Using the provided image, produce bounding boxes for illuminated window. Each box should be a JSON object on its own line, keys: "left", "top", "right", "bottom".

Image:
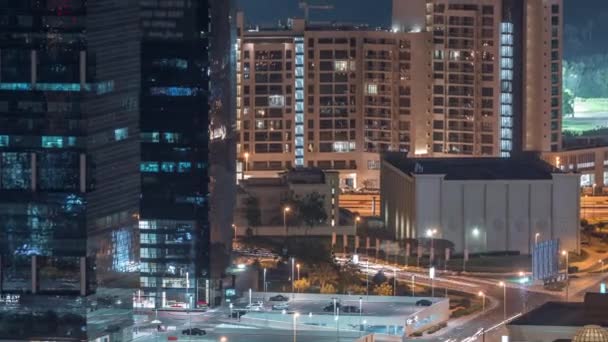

{"left": 177, "top": 162, "right": 191, "bottom": 173}
{"left": 0, "top": 135, "right": 8, "bottom": 146}
{"left": 42, "top": 136, "right": 64, "bottom": 148}
{"left": 163, "top": 132, "right": 181, "bottom": 143}
{"left": 150, "top": 87, "right": 198, "bottom": 96}
{"left": 140, "top": 162, "right": 159, "bottom": 173}
{"left": 367, "top": 84, "right": 378, "bottom": 95}
{"left": 141, "top": 132, "right": 160, "bottom": 143}
{"left": 268, "top": 95, "right": 285, "bottom": 108}
{"left": 334, "top": 60, "right": 348, "bottom": 72}
{"left": 161, "top": 162, "right": 176, "bottom": 173}
{"left": 114, "top": 127, "right": 129, "bottom": 141}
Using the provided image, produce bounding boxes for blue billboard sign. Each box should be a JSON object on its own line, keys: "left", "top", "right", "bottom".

{"left": 532, "top": 239, "right": 560, "bottom": 282}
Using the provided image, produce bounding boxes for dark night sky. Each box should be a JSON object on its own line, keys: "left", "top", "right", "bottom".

{"left": 237, "top": 0, "right": 608, "bottom": 58}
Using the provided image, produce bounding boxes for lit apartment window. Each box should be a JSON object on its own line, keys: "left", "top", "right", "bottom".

{"left": 334, "top": 60, "right": 348, "bottom": 72}
{"left": 114, "top": 127, "right": 128, "bottom": 141}
{"left": 268, "top": 95, "right": 285, "bottom": 107}
{"left": 367, "top": 84, "right": 378, "bottom": 95}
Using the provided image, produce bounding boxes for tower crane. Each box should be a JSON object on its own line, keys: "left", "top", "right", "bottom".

{"left": 298, "top": 1, "right": 334, "bottom": 24}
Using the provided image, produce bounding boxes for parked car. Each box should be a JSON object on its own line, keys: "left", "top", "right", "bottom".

{"left": 182, "top": 328, "right": 206, "bottom": 336}
{"left": 415, "top": 299, "right": 432, "bottom": 307}
{"left": 246, "top": 303, "right": 264, "bottom": 311}
{"left": 323, "top": 302, "right": 341, "bottom": 312}
{"left": 272, "top": 303, "right": 289, "bottom": 310}
{"left": 341, "top": 305, "right": 360, "bottom": 313}
{"left": 269, "top": 294, "right": 289, "bottom": 301}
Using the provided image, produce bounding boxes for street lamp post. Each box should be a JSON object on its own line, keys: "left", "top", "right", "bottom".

{"left": 411, "top": 275, "right": 415, "bottom": 297}
{"left": 263, "top": 268, "right": 267, "bottom": 299}
{"left": 293, "top": 312, "right": 300, "bottom": 342}
{"left": 291, "top": 257, "right": 295, "bottom": 298}
{"left": 519, "top": 271, "right": 528, "bottom": 312}
{"left": 478, "top": 291, "right": 485, "bottom": 313}
{"left": 297, "top": 264, "right": 301, "bottom": 280}
{"left": 283, "top": 207, "right": 291, "bottom": 238}
{"left": 393, "top": 268, "right": 397, "bottom": 296}
{"left": 562, "top": 251, "right": 569, "bottom": 301}
{"left": 600, "top": 259, "right": 605, "bottom": 275}
{"left": 354, "top": 216, "right": 361, "bottom": 254}
{"left": 426, "top": 229, "right": 438, "bottom": 266}
{"left": 244, "top": 152, "right": 249, "bottom": 174}
{"left": 359, "top": 297, "right": 363, "bottom": 336}
{"left": 499, "top": 281, "right": 506, "bottom": 320}
{"left": 366, "top": 259, "right": 369, "bottom": 299}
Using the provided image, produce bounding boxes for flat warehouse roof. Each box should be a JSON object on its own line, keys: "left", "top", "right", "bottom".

{"left": 383, "top": 152, "right": 561, "bottom": 180}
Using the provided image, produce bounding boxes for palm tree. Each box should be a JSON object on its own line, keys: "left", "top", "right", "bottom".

{"left": 309, "top": 263, "right": 338, "bottom": 289}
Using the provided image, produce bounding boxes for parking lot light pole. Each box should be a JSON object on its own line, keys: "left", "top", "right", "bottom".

{"left": 291, "top": 258, "right": 295, "bottom": 298}
{"left": 263, "top": 268, "right": 267, "bottom": 299}
{"left": 499, "top": 281, "right": 506, "bottom": 320}
{"left": 478, "top": 291, "right": 485, "bottom": 313}
{"left": 562, "top": 251, "right": 569, "bottom": 301}
{"left": 293, "top": 312, "right": 300, "bottom": 342}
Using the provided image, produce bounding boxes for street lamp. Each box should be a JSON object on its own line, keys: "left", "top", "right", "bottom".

{"left": 535, "top": 233, "right": 540, "bottom": 246}
{"left": 243, "top": 152, "right": 249, "bottom": 173}
{"left": 519, "top": 271, "right": 528, "bottom": 312}
{"left": 426, "top": 229, "right": 438, "bottom": 265}
{"left": 411, "top": 275, "right": 416, "bottom": 297}
{"left": 499, "top": 281, "right": 506, "bottom": 320}
{"left": 220, "top": 337, "right": 228, "bottom": 342}
{"left": 283, "top": 206, "right": 291, "bottom": 237}
{"left": 296, "top": 264, "right": 301, "bottom": 280}
{"left": 478, "top": 291, "right": 486, "bottom": 313}
{"left": 358, "top": 297, "right": 363, "bottom": 336}
{"left": 599, "top": 259, "right": 605, "bottom": 275}
{"left": 293, "top": 312, "right": 300, "bottom": 342}
{"left": 562, "top": 251, "right": 569, "bottom": 301}
{"left": 291, "top": 257, "right": 295, "bottom": 298}
{"left": 355, "top": 216, "right": 361, "bottom": 254}
{"left": 263, "top": 268, "right": 267, "bottom": 299}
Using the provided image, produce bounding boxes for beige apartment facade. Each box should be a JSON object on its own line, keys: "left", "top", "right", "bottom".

{"left": 235, "top": 0, "right": 562, "bottom": 189}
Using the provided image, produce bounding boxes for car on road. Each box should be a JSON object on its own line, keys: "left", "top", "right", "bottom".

{"left": 246, "top": 303, "right": 264, "bottom": 311}
{"left": 272, "top": 303, "right": 289, "bottom": 310}
{"left": 323, "top": 302, "right": 341, "bottom": 312}
{"left": 415, "top": 299, "right": 432, "bottom": 306}
{"left": 269, "top": 294, "right": 289, "bottom": 301}
{"left": 182, "top": 328, "right": 206, "bottom": 336}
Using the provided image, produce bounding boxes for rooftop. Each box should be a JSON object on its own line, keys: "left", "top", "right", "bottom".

{"left": 382, "top": 152, "right": 561, "bottom": 181}
{"left": 509, "top": 293, "right": 608, "bottom": 327}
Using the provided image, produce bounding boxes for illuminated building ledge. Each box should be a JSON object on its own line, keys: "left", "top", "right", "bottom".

{"left": 0, "top": 81, "right": 114, "bottom": 94}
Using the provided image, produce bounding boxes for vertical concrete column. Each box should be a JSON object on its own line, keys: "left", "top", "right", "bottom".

{"left": 594, "top": 150, "right": 604, "bottom": 189}
{"left": 79, "top": 153, "right": 86, "bottom": 193}
{"left": 31, "top": 255, "right": 37, "bottom": 294}
{"left": 80, "top": 257, "right": 87, "bottom": 296}
{"left": 30, "top": 152, "right": 36, "bottom": 191}
{"left": 79, "top": 51, "right": 87, "bottom": 88}
{"left": 30, "top": 50, "right": 36, "bottom": 86}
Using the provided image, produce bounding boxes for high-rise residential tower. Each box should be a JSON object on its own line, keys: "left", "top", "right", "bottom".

{"left": 236, "top": 0, "right": 562, "bottom": 187}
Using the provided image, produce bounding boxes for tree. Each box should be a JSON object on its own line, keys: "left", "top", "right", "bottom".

{"left": 245, "top": 197, "right": 261, "bottom": 227}
{"left": 297, "top": 192, "right": 327, "bottom": 235}
{"left": 338, "top": 264, "right": 362, "bottom": 293}
{"left": 345, "top": 284, "right": 366, "bottom": 295}
{"left": 563, "top": 89, "right": 575, "bottom": 116}
{"left": 309, "top": 263, "right": 338, "bottom": 289}
{"left": 294, "top": 278, "right": 311, "bottom": 293}
{"left": 372, "top": 270, "right": 387, "bottom": 285}
{"left": 320, "top": 283, "right": 337, "bottom": 294}
{"left": 373, "top": 283, "right": 393, "bottom": 296}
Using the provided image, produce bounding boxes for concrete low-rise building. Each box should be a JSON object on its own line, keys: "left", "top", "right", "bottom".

{"left": 234, "top": 168, "right": 340, "bottom": 229}
{"left": 507, "top": 292, "right": 608, "bottom": 342}
{"left": 381, "top": 152, "right": 580, "bottom": 254}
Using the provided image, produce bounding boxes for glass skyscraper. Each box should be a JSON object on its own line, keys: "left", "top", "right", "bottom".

{"left": 0, "top": 0, "right": 235, "bottom": 339}
{"left": 0, "top": 0, "right": 140, "bottom": 340}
